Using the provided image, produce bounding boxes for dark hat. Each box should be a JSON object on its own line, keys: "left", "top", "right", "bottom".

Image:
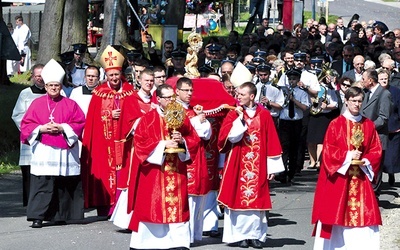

{"left": 310, "top": 57, "right": 323, "bottom": 65}
{"left": 252, "top": 55, "right": 266, "bottom": 64}
{"left": 198, "top": 64, "right": 214, "bottom": 74}
{"left": 254, "top": 49, "right": 267, "bottom": 57}
{"left": 256, "top": 63, "right": 271, "bottom": 72}
{"left": 126, "top": 50, "right": 143, "bottom": 61}
{"left": 245, "top": 63, "right": 256, "bottom": 74}
{"left": 171, "top": 49, "right": 187, "bottom": 58}
{"left": 221, "top": 57, "right": 236, "bottom": 65}
{"left": 72, "top": 43, "right": 87, "bottom": 55}
{"left": 206, "top": 43, "right": 221, "bottom": 53}
{"left": 286, "top": 68, "right": 302, "bottom": 77}
{"left": 293, "top": 51, "right": 307, "bottom": 61}
{"left": 59, "top": 51, "right": 75, "bottom": 65}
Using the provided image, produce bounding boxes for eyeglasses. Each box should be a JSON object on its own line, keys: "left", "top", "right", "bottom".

{"left": 154, "top": 75, "right": 166, "bottom": 79}
{"left": 179, "top": 88, "right": 193, "bottom": 93}
{"left": 160, "top": 95, "right": 173, "bottom": 100}
{"left": 348, "top": 99, "right": 363, "bottom": 104}
{"left": 341, "top": 83, "right": 351, "bottom": 87}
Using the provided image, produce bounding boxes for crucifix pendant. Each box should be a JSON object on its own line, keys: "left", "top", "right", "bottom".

{"left": 49, "top": 114, "right": 54, "bottom": 123}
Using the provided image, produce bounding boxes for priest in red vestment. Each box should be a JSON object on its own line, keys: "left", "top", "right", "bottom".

{"left": 110, "top": 68, "right": 156, "bottom": 229}
{"left": 217, "top": 82, "right": 284, "bottom": 248}
{"left": 81, "top": 45, "right": 137, "bottom": 217}
{"left": 21, "top": 59, "right": 85, "bottom": 228}
{"left": 175, "top": 77, "right": 212, "bottom": 243}
{"left": 312, "top": 87, "right": 382, "bottom": 250}
{"left": 127, "top": 84, "right": 200, "bottom": 249}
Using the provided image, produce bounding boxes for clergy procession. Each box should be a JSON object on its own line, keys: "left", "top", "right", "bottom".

{"left": 9, "top": 8, "right": 400, "bottom": 250}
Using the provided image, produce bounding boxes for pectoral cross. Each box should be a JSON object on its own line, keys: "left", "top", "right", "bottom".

{"left": 49, "top": 114, "right": 54, "bottom": 123}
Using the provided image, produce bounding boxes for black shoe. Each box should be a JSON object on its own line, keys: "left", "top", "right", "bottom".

{"left": 209, "top": 230, "right": 221, "bottom": 237}
{"left": 238, "top": 240, "right": 249, "bottom": 248}
{"left": 274, "top": 175, "right": 287, "bottom": 183}
{"left": 54, "top": 221, "right": 67, "bottom": 225}
{"left": 249, "top": 239, "right": 263, "bottom": 249}
{"left": 31, "top": 219, "right": 42, "bottom": 228}
{"left": 389, "top": 174, "right": 395, "bottom": 186}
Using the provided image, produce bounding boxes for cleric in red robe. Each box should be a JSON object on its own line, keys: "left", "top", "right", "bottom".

{"left": 109, "top": 68, "right": 156, "bottom": 229}
{"left": 312, "top": 87, "right": 382, "bottom": 249}
{"left": 175, "top": 77, "right": 213, "bottom": 243}
{"left": 81, "top": 45, "right": 137, "bottom": 216}
{"left": 127, "top": 84, "right": 200, "bottom": 249}
{"left": 217, "top": 82, "right": 284, "bottom": 248}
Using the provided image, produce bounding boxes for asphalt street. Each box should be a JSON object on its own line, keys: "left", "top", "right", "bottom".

{"left": 1, "top": 170, "right": 399, "bottom": 250}
{"left": 304, "top": 0, "right": 400, "bottom": 30}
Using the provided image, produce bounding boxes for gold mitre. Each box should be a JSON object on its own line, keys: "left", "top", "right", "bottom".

{"left": 100, "top": 45, "right": 125, "bottom": 72}
{"left": 231, "top": 62, "right": 253, "bottom": 88}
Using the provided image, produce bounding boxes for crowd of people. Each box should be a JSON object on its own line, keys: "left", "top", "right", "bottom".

{"left": 10, "top": 14, "right": 400, "bottom": 250}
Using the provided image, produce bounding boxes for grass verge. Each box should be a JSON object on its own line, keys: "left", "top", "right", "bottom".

{"left": 0, "top": 77, "right": 31, "bottom": 174}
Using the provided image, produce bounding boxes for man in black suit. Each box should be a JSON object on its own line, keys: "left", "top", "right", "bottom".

{"left": 331, "top": 45, "right": 354, "bottom": 77}
{"left": 361, "top": 69, "right": 392, "bottom": 198}
{"left": 335, "top": 17, "right": 348, "bottom": 42}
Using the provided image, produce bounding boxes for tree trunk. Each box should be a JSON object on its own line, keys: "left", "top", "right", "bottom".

{"left": 224, "top": 3, "right": 234, "bottom": 31}
{"left": 164, "top": 0, "right": 186, "bottom": 30}
{"left": 61, "top": 0, "right": 88, "bottom": 53}
{"left": 37, "top": 0, "right": 66, "bottom": 64}
{"left": 95, "top": 0, "right": 128, "bottom": 61}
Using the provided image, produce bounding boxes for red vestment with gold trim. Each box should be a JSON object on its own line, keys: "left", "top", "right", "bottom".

{"left": 81, "top": 82, "right": 135, "bottom": 208}
{"left": 217, "top": 106, "right": 282, "bottom": 210}
{"left": 127, "top": 109, "right": 200, "bottom": 231}
{"left": 312, "top": 115, "right": 382, "bottom": 238}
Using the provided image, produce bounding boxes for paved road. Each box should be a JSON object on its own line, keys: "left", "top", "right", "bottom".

{"left": 304, "top": 0, "right": 400, "bottom": 30}
{"left": 1, "top": 171, "right": 399, "bottom": 250}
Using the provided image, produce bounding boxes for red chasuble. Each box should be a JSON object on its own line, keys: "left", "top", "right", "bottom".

{"left": 118, "top": 91, "right": 153, "bottom": 189}
{"left": 185, "top": 108, "right": 212, "bottom": 196}
{"left": 312, "top": 115, "right": 382, "bottom": 239}
{"left": 127, "top": 109, "right": 200, "bottom": 232}
{"left": 217, "top": 106, "right": 282, "bottom": 210}
{"left": 81, "top": 81, "right": 135, "bottom": 208}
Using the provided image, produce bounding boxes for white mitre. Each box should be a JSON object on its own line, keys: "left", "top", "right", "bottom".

{"left": 42, "top": 59, "right": 65, "bottom": 84}
{"left": 231, "top": 61, "right": 253, "bottom": 88}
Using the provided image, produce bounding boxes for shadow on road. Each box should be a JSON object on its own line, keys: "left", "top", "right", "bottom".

{"left": 0, "top": 173, "right": 26, "bottom": 218}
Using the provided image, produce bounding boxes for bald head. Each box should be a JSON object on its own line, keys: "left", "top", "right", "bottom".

{"left": 353, "top": 55, "right": 365, "bottom": 74}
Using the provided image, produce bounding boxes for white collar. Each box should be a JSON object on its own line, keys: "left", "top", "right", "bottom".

{"left": 369, "top": 83, "right": 379, "bottom": 96}
{"left": 156, "top": 106, "right": 164, "bottom": 117}
{"left": 138, "top": 89, "right": 151, "bottom": 103}
{"left": 343, "top": 109, "right": 362, "bottom": 122}
{"left": 176, "top": 99, "right": 189, "bottom": 109}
